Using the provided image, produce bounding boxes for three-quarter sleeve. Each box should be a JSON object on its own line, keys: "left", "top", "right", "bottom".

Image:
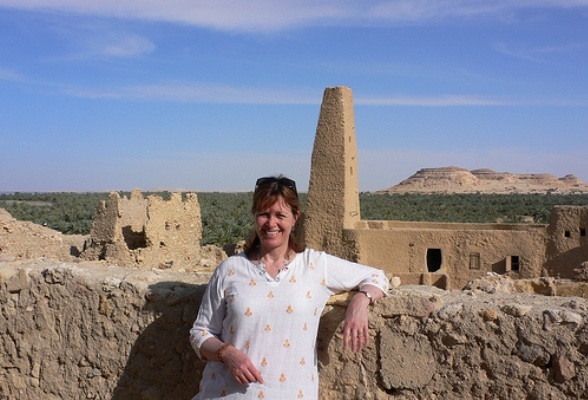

{"left": 313, "top": 250, "right": 389, "bottom": 297}
{"left": 189, "top": 265, "right": 226, "bottom": 360}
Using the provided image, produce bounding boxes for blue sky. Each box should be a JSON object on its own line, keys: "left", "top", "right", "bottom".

{"left": 1, "top": 1, "right": 587, "bottom": 192}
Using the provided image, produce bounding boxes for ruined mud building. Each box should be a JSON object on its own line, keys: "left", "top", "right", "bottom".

{"left": 82, "top": 189, "right": 205, "bottom": 269}
{"left": 303, "top": 86, "right": 588, "bottom": 289}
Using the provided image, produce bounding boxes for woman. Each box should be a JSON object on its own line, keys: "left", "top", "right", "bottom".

{"left": 190, "top": 175, "right": 389, "bottom": 399}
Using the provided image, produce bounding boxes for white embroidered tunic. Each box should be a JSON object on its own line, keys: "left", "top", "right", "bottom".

{"left": 190, "top": 248, "right": 389, "bottom": 399}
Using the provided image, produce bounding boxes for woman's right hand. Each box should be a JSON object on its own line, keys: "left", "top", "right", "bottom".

{"left": 222, "top": 345, "right": 264, "bottom": 384}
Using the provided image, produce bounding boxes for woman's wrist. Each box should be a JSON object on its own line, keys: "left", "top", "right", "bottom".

{"left": 217, "top": 343, "right": 233, "bottom": 362}
{"left": 357, "top": 290, "right": 374, "bottom": 305}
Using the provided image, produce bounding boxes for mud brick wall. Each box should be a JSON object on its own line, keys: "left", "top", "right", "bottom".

{"left": 2, "top": 261, "right": 588, "bottom": 399}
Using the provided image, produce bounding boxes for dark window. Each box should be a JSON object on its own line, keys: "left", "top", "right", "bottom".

{"left": 581, "top": 228, "right": 586, "bottom": 237}
{"left": 427, "top": 248, "right": 442, "bottom": 272}
{"left": 565, "top": 230, "right": 571, "bottom": 238}
{"left": 510, "top": 256, "right": 520, "bottom": 271}
{"left": 122, "top": 226, "right": 147, "bottom": 250}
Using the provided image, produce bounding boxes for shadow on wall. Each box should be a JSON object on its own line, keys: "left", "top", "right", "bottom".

{"left": 109, "top": 280, "right": 347, "bottom": 400}
{"left": 112, "top": 281, "right": 208, "bottom": 400}
{"left": 316, "top": 306, "right": 345, "bottom": 368}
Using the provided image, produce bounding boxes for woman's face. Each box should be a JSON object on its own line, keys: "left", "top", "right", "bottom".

{"left": 254, "top": 196, "right": 299, "bottom": 252}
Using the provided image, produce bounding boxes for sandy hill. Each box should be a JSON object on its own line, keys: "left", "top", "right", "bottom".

{"left": 378, "top": 166, "right": 588, "bottom": 194}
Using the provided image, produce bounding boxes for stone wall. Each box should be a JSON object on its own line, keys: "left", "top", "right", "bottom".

{"left": 2, "top": 260, "right": 587, "bottom": 399}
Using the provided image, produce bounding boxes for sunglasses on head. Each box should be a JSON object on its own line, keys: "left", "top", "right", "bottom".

{"left": 255, "top": 176, "right": 298, "bottom": 196}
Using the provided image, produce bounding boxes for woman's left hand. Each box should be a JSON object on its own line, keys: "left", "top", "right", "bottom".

{"left": 341, "top": 293, "right": 371, "bottom": 352}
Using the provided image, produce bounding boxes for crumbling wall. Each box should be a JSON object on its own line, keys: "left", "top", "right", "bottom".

{"left": 0, "top": 209, "right": 85, "bottom": 262}
{"left": 2, "top": 261, "right": 587, "bottom": 400}
{"left": 545, "top": 206, "right": 588, "bottom": 279}
{"left": 82, "top": 190, "right": 215, "bottom": 270}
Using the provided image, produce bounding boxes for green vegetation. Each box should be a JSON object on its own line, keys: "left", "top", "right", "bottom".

{"left": 360, "top": 192, "right": 588, "bottom": 224}
{"left": 1, "top": 192, "right": 587, "bottom": 247}
{"left": 198, "top": 192, "right": 254, "bottom": 246}
{"left": 0, "top": 192, "right": 109, "bottom": 235}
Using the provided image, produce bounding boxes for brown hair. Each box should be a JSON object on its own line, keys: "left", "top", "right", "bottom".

{"left": 244, "top": 175, "right": 305, "bottom": 257}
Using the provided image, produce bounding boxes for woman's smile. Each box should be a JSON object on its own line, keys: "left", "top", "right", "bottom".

{"left": 255, "top": 197, "right": 298, "bottom": 251}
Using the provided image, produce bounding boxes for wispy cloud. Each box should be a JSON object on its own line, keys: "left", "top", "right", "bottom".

{"left": 50, "top": 27, "right": 156, "bottom": 62}
{"left": 81, "top": 33, "right": 155, "bottom": 59}
{"left": 55, "top": 81, "right": 588, "bottom": 106}
{"left": 369, "top": 0, "right": 588, "bottom": 23}
{"left": 0, "top": 67, "right": 29, "bottom": 82}
{"left": 60, "top": 82, "right": 320, "bottom": 104}
{"left": 494, "top": 41, "right": 586, "bottom": 63}
{"left": 2, "top": 0, "right": 588, "bottom": 32}
{"left": 356, "top": 94, "right": 509, "bottom": 106}
{"left": 59, "top": 82, "right": 507, "bottom": 105}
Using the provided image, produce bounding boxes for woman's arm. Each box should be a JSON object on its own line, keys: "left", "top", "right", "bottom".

{"left": 341, "top": 285, "right": 386, "bottom": 352}
{"left": 316, "top": 250, "right": 389, "bottom": 353}
{"left": 199, "top": 337, "right": 264, "bottom": 384}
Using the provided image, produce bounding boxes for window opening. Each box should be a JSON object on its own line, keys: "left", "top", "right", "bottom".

{"left": 122, "top": 226, "right": 147, "bottom": 250}
{"left": 426, "top": 248, "right": 442, "bottom": 272}
{"left": 507, "top": 255, "right": 520, "bottom": 272}
{"left": 565, "top": 230, "right": 571, "bottom": 238}
{"left": 469, "top": 252, "right": 481, "bottom": 270}
{"left": 581, "top": 228, "right": 586, "bottom": 237}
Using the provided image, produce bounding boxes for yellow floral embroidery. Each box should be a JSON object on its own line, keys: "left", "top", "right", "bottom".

{"left": 297, "top": 390, "right": 304, "bottom": 398}
{"left": 244, "top": 340, "right": 250, "bottom": 350}
{"left": 228, "top": 269, "right": 234, "bottom": 276}
{"left": 230, "top": 325, "right": 236, "bottom": 334}
{"left": 264, "top": 324, "right": 271, "bottom": 332}
{"left": 283, "top": 339, "right": 291, "bottom": 348}
{"left": 286, "top": 304, "right": 294, "bottom": 314}
{"left": 245, "top": 308, "right": 253, "bottom": 317}
{"left": 267, "top": 290, "right": 274, "bottom": 299}
{"left": 313, "top": 308, "right": 318, "bottom": 316}
{"left": 309, "top": 262, "right": 315, "bottom": 270}
{"left": 306, "top": 290, "right": 312, "bottom": 299}
{"left": 303, "top": 322, "right": 308, "bottom": 331}
{"left": 289, "top": 275, "right": 297, "bottom": 283}
{"left": 258, "top": 390, "right": 265, "bottom": 399}
{"left": 261, "top": 357, "right": 268, "bottom": 367}
{"left": 249, "top": 278, "right": 257, "bottom": 286}
{"left": 279, "top": 373, "right": 287, "bottom": 382}
{"left": 299, "top": 357, "right": 306, "bottom": 365}
{"left": 320, "top": 278, "right": 327, "bottom": 286}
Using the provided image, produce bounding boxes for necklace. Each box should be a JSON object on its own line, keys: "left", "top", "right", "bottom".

{"left": 256, "top": 248, "right": 292, "bottom": 269}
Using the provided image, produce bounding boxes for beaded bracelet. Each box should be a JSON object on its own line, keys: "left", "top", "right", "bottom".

{"left": 217, "top": 343, "right": 232, "bottom": 362}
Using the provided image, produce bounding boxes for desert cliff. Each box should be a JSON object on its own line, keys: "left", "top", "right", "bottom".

{"left": 379, "top": 166, "right": 588, "bottom": 194}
